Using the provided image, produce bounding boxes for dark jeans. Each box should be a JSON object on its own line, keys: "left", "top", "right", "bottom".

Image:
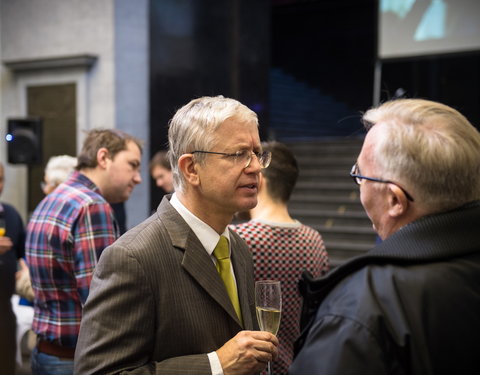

{"left": 31, "top": 347, "right": 74, "bottom": 375}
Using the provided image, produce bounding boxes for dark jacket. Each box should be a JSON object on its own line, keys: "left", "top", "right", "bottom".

{"left": 290, "top": 201, "right": 480, "bottom": 375}
{"left": 0, "top": 202, "right": 25, "bottom": 375}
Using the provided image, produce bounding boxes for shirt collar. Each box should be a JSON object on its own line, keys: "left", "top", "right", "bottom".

{"left": 170, "top": 193, "right": 230, "bottom": 256}
{"left": 73, "top": 171, "right": 101, "bottom": 194}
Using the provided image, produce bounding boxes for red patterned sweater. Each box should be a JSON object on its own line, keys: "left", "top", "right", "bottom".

{"left": 232, "top": 219, "right": 329, "bottom": 375}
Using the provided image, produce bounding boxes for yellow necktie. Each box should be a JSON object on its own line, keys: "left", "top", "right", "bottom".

{"left": 213, "top": 236, "right": 243, "bottom": 324}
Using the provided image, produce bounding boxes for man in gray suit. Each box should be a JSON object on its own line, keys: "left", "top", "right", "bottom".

{"left": 74, "top": 96, "right": 278, "bottom": 374}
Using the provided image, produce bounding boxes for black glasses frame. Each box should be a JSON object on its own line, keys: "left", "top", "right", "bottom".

{"left": 350, "top": 163, "right": 414, "bottom": 202}
{"left": 191, "top": 150, "right": 272, "bottom": 169}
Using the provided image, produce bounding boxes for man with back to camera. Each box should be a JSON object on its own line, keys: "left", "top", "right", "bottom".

{"left": 232, "top": 141, "right": 329, "bottom": 375}
{"left": 16, "top": 154, "right": 78, "bottom": 303}
{"left": 289, "top": 98, "right": 480, "bottom": 374}
{"left": 74, "top": 96, "right": 278, "bottom": 374}
{"left": 26, "top": 129, "right": 142, "bottom": 375}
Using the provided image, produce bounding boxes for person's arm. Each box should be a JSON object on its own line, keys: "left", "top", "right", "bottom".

{"left": 15, "top": 258, "right": 34, "bottom": 301}
{"left": 289, "top": 314, "right": 387, "bottom": 375}
{"left": 74, "top": 242, "right": 213, "bottom": 374}
{"left": 73, "top": 202, "right": 118, "bottom": 304}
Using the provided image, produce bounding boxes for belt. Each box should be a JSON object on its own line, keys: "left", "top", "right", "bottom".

{"left": 37, "top": 339, "right": 75, "bottom": 359}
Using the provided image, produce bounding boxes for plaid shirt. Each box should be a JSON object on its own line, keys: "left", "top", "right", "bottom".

{"left": 26, "top": 171, "right": 120, "bottom": 347}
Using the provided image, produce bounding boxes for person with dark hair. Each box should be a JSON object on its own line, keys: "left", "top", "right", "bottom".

{"left": 232, "top": 141, "right": 329, "bottom": 374}
{"left": 26, "top": 128, "right": 142, "bottom": 375}
{"left": 150, "top": 150, "right": 174, "bottom": 193}
{"left": 0, "top": 162, "right": 26, "bottom": 375}
{"left": 290, "top": 99, "right": 480, "bottom": 375}
{"left": 74, "top": 96, "right": 278, "bottom": 375}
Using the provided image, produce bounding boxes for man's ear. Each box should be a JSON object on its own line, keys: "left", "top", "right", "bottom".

{"left": 96, "top": 148, "right": 110, "bottom": 169}
{"left": 178, "top": 153, "right": 199, "bottom": 186}
{"left": 387, "top": 183, "right": 409, "bottom": 217}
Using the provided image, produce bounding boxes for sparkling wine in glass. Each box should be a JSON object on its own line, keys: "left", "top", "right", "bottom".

{"left": 255, "top": 280, "right": 282, "bottom": 375}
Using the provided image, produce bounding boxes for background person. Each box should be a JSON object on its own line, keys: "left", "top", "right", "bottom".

{"left": 26, "top": 129, "right": 142, "bottom": 375}
{"left": 16, "top": 154, "right": 78, "bottom": 302}
{"left": 40, "top": 155, "right": 78, "bottom": 195}
{"left": 0, "top": 162, "right": 26, "bottom": 375}
{"left": 232, "top": 141, "right": 329, "bottom": 375}
{"left": 74, "top": 96, "right": 278, "bottom": 375}
{"left": 290, "top": 98, "right": 480, "bottom": 375}
{"left": 150, "top": 149, "right": 174, "bottom": 193}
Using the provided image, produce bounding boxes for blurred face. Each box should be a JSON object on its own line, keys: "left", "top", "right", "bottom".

{"left": 151, "top": 165, "right": 174, "bottom": 193}
{"left": 194, "top": 117, "right": 262, "bottom": 220}
{"left": 103, "top": 141, "right": 142, "bottom": 203}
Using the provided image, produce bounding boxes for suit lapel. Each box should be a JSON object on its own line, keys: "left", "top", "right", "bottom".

{"left": 158, "top": 196, "right": 243, "bottom": 327}
{"left": 230, "top": 234, "right": 253, "bottom": 330}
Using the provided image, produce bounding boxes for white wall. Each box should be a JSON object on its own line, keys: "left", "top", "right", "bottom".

{"left": 0, "top": 0, "right": 149, "bottom": 227}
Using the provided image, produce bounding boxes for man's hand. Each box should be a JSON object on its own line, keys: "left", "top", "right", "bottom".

{"left": 16, "top": 258, "right": 29, "bottom": 281}
{"left": 0, "top": 236, "right": 13, "bottom": 255}
{"left": 216, "top": 330, "right": 278, "bottom": 375}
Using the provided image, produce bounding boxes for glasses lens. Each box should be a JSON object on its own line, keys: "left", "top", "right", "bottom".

{"left": 350, "top": 164, "right": 361, "bottom": 185}
{"left": 260, "top": 151, "right": 272, "bottom": 168}
{"left": 240, "top": 151, "right": 272, "bottom": 169}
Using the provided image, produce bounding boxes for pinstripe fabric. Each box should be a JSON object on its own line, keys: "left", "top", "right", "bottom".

{"left": 74, "top": 196, "right": 257, "bottom": 375}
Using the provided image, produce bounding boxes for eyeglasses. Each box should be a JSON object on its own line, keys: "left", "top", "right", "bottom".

{"left": 191, "top": 150, "right": 272, "bottom": 169}
{"left": 350, "top": 163, "right": 414, "bottom": 202}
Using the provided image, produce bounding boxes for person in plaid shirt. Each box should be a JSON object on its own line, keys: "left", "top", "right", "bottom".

{"left": 26, "top": 129, "right": 142, "bottom": 375}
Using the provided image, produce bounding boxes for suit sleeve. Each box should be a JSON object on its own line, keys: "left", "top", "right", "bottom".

{"left": 288, "top": 314, "right": 387, "bottom": 375}
{"left": 74, "top": 244, "right": 211, "bottom": 375}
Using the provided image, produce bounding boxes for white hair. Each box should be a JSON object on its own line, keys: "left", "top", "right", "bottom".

{"left": 363, "top": 98, "right": 480, "bottom": 211}
{"left": 168, "top": 96, "right": 258, "bottom": 192}
{"left": 44, "top": 155, "right": 78, "bottom": 187}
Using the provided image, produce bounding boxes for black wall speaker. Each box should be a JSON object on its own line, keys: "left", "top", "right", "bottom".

{"left": 6, "top": 118, "right": 43, "bottom": 164}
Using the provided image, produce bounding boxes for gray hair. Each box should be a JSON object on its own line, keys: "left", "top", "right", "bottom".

{"left": 44, "top": 155, "right": 78, "bottom": 187}
{"left": 168, "top": 96, "right": 258, "bottom": 192}
{"left": 363, "top": 98, "right": 480, "bottom": 212}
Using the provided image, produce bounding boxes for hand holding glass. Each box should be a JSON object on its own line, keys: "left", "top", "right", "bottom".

{"left": 255, "top": 280, "right": 281, "bottom": 375}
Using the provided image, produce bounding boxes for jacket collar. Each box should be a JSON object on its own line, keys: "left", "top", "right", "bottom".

{"left": 156, "top": 195, "right": 248, "bottom": 328}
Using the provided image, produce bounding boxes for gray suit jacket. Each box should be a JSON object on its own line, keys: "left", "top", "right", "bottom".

{"left": 74, "top": 196, "right": 258, "bottom": 374}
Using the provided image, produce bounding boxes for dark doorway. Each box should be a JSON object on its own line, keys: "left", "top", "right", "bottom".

{"left": 27, "top": 83, "right": 77, "bottom": 214}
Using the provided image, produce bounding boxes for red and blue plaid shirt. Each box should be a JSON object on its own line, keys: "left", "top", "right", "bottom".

{"left": 26, "top": 171, "right": 120, "bottom": 347}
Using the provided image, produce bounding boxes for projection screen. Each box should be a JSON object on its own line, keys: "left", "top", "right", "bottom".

{"left": 378, "top": 0, "right": 480, "bottom": 59}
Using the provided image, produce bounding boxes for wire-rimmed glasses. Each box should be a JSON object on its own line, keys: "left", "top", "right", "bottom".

{"left": 350, "top": 163, "right": 414, "bottom": 202}
{"left": 191, "top": 150, "right": 272, "bottom": 169}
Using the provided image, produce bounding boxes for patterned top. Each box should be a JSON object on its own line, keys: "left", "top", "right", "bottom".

{"left": 26, "top": 171, "right": 120, "bottom": 348}
{"left": 232, "top": 219, "right": 329, "bottom": 375}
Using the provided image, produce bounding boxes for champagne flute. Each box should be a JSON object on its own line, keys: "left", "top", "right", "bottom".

{"left": 255, "top": 280, "right": 282, "bottom": 375}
